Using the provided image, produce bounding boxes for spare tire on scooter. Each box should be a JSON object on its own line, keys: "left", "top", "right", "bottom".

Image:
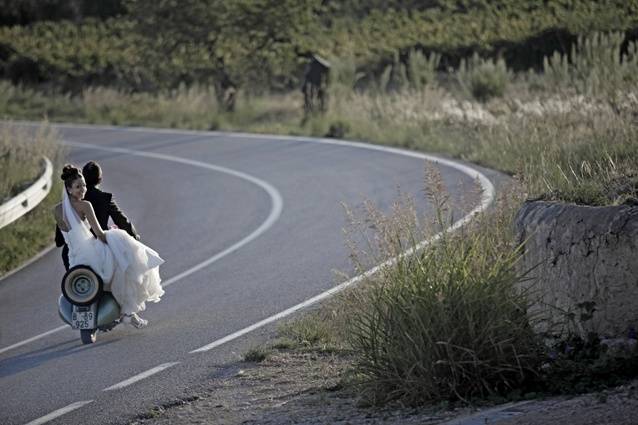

{"left": 61, "top": 265, "right": 103, "bottom": 306}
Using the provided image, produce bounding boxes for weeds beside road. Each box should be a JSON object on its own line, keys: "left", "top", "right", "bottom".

{"left": 0, "top": 123, "right": 63, "bottom": 277}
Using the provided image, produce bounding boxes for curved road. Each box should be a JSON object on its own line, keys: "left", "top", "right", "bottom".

{"left": 0, "top": 124, "right": 494, "bottom": 424}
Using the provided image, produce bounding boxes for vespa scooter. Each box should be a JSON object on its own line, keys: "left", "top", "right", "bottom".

{"left": 58, "top": 265, "right": 121, "bottom": 344}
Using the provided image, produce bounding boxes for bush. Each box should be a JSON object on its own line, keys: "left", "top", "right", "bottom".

{"left": 243, "top": 346, "right": 271, "bottom": 362}
{"left": 325, "top": 120, "right": 350, "bottom": 138}
{"left": 406, "top": 49, "right": 440, "bottom": 91}
{"left": 344, "top": 185, "right": 542, "bottom": 404}
{"left": 543, "top": 31, "right": 638, "bottom": 97}
{"left": 457, "top": 53, "right": 510, "bottom": 102}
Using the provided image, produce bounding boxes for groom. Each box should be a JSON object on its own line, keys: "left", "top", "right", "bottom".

{"left": 55, "top": 161, "right": 140, "bottom": 270}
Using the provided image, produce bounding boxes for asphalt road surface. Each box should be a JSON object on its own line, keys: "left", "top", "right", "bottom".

{"left": 0, "top": 124, "right": 496, "bottom": 424}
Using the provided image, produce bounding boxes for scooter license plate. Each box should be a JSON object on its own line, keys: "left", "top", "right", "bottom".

{"left": 71, "top": 306, "right": 96, "bottom": 329}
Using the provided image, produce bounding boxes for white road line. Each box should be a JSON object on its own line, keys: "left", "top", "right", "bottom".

{"left": 19, "top": 120, "right": 494, "bottom": 208}
{"left": 23, "top": 400, "right": 93, "bottom": 425}
{"left": 62, "top": 140, "right": 284, "bottom": 289}
{"left": 190, "top": 171, "right": 489, "bottom": 353}
{"left": 103, "top": 362, "right": 180, "bottom": 391}
{"left": 0, "top": 325, "right": 69, "bottom": 356}
{"left": 0, "top": 142, "right": 283, "bottom": 356}
{"left": 1, "top": 125, "right": 494, "bottom": 359}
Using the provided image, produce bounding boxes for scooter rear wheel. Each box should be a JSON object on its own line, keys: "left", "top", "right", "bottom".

{"left": 80, "top": 329, "right": 97, "bottom": 344}
{"left": 61, "top": 265, "right": 103, "bottom": 306}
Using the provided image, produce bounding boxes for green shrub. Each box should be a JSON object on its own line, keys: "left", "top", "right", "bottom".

{"left": 406, "top": 49, "right": 440, "bottom": 91}
{"left": 330, "top": 56, "right": 362, "bottom": 92}
{"left": 325, "top": 120, "right": 350, "bottom": 138}
{"left": 457, "top": 53, "right": 510, "bottom": 102}
{"left": 345, "top": 188, "right": 542, "bottom": 404}
{"left": 543, "top": 31, "right": 638, "bottom": 97}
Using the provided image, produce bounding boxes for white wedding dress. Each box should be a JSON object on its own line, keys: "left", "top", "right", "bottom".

{"left": 61, "top": 190, "right": 164, "bottom": 315}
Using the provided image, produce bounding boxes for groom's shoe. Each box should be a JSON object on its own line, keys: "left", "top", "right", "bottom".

{"left": 122, "top": 313, "right": 148, "bottom": 329}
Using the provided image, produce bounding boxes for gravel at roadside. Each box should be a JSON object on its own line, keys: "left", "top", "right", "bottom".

{"left": 127, "top": 348, "right": 638, "bottom": 425}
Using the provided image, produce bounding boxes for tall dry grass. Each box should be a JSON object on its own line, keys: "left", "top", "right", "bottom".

{"left": 1, "top": 34, "right": 635, "bottom": 209}
{"left": 339, "top": 171, "right": 543, "bottom": 405}
{"left": 0, "top": 121, "right": 64, "bottom": 276}
{"left": 82, "top": 84, "right": 221, "bottom": 129}
{"left": 0, "top": 122, "right": 63, "bottom": 201}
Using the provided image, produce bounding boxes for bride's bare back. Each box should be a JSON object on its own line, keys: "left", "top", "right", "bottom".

{"left": 53, "top": 199, "right": 107, "bottom": 243}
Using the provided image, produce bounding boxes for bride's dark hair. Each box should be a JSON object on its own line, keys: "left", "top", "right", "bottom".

{"left": 60, "top": 164, "right": 82, "bottom": 188}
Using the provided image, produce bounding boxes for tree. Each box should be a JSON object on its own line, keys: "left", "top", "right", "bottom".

{"left": 126, "top": 0, "right": 323, "bottom": 109}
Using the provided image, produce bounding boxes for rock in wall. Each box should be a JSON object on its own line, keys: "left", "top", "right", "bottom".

{"left": 514, "top": 201, "right": 638, "bottom": 339}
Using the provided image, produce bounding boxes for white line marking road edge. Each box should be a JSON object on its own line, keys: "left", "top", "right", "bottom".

{"left": 24, "top": 400, "right": 94, "bottom": 425}
{"left": 103, "top": 362, "right": 180, "bottom": 391}
{"left": 23, "top": 121, "right": 495, "bottom": 206}
{"left": 0, "top": 142, "right": 283, "bottom": 356}
{"left": 45, "top": 121, "right": 494, "bottom": 213}
{"left": 53, "top": 127, "right": 496, "bottom": 355}
{"left": 1, "top": 125, "right": 494, "bottom": 359}
{"left": 0, "top": 325, "right": 70, "bottom": 356}
{"left": 61, "top": 140, "right": 284, "bottom": 289}
{"left": 190, "top": 167, "right": 492, "bottom": 353}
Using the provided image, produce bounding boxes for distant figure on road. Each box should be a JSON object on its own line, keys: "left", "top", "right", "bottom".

{"left": 302, "top": 54, "right": 331, "bottom": 117}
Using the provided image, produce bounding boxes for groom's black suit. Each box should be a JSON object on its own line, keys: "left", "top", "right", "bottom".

{"left": 55, "top": 186, "right": 139, "bottom": 270}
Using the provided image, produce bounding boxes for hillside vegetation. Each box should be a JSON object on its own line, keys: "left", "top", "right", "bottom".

{"left": 1, "top": 0, "right": 638, "bottom": 92}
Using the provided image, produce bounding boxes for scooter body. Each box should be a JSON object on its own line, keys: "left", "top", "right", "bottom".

{"left": 58, "top": 265, "right": 121, "bottom": 344}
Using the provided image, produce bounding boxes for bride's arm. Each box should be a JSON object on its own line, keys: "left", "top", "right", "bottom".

{"left": 81, "top": 201, "right": 107, "bottom": 243}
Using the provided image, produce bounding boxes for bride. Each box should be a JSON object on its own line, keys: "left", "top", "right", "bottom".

{"left": 53, "top": 164, "right": 164, "bottom": 328}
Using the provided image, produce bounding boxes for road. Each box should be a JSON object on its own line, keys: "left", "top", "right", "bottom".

{"left": 0, "top": 124, "right": 495, "bottom": 424}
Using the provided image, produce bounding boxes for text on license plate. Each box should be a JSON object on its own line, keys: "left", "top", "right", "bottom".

{"left": 71, "top": 310, "right": 95, "bottom": 329}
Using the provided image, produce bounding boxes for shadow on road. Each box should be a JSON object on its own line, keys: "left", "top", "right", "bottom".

{"left": 0, "top": 337, "right": 121, "bottom": 379}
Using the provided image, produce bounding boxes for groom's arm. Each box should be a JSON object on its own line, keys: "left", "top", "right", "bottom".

{"left": 107, "top": 195, "right": 139, "bottom": 239}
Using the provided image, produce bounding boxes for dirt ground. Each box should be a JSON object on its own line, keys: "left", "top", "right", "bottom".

{"left": 127, "top": 348, "right": 638, "bottom": 425}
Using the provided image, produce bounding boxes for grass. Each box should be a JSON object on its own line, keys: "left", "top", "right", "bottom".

{"left": 2, "top": 35, "right": 636, "bottom": 207}
{"left": 271, "top": 170, "right": 637, "bottom": 407}
{"left": 243, "top": 346, "right": 272, "bottom": 363}
{"left": 0, "top": 183, "right": 62, "bottom": 276}
{"left": 457, "top": 53, "right": 511, "bottom": 102}
{"left": 3, "top": 84, "right": 636, "bottom": 207}
{"left": 0, "top": 122, "right": 65, "bottom": 277}
{"left": 335, "top": 173, "right": 544, "bottom": 405}
{"left": 276, "top": 300, "right": 351, "bottom": 354}
{"left": 0, "top": 122, "right": 63, "bottom": 201}
{"left": 260, "top": 174, "right": 548, "bottom": 406}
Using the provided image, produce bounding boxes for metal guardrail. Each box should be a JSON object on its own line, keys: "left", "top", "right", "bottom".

{"left": 0, "top": 157, "right": 53, "bottom": 229}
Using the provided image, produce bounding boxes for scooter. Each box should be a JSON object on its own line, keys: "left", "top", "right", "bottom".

{"left": 58, "top": 265, "right": 121, "bottom": 344}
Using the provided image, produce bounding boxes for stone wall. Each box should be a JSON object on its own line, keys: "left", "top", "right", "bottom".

{"left": 514, "top": 201, "right": 638, "bottom": 339}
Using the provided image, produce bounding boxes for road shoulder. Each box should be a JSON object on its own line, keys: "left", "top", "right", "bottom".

{"left": 127, "top": 343, "right": 638, "bottom": 425}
